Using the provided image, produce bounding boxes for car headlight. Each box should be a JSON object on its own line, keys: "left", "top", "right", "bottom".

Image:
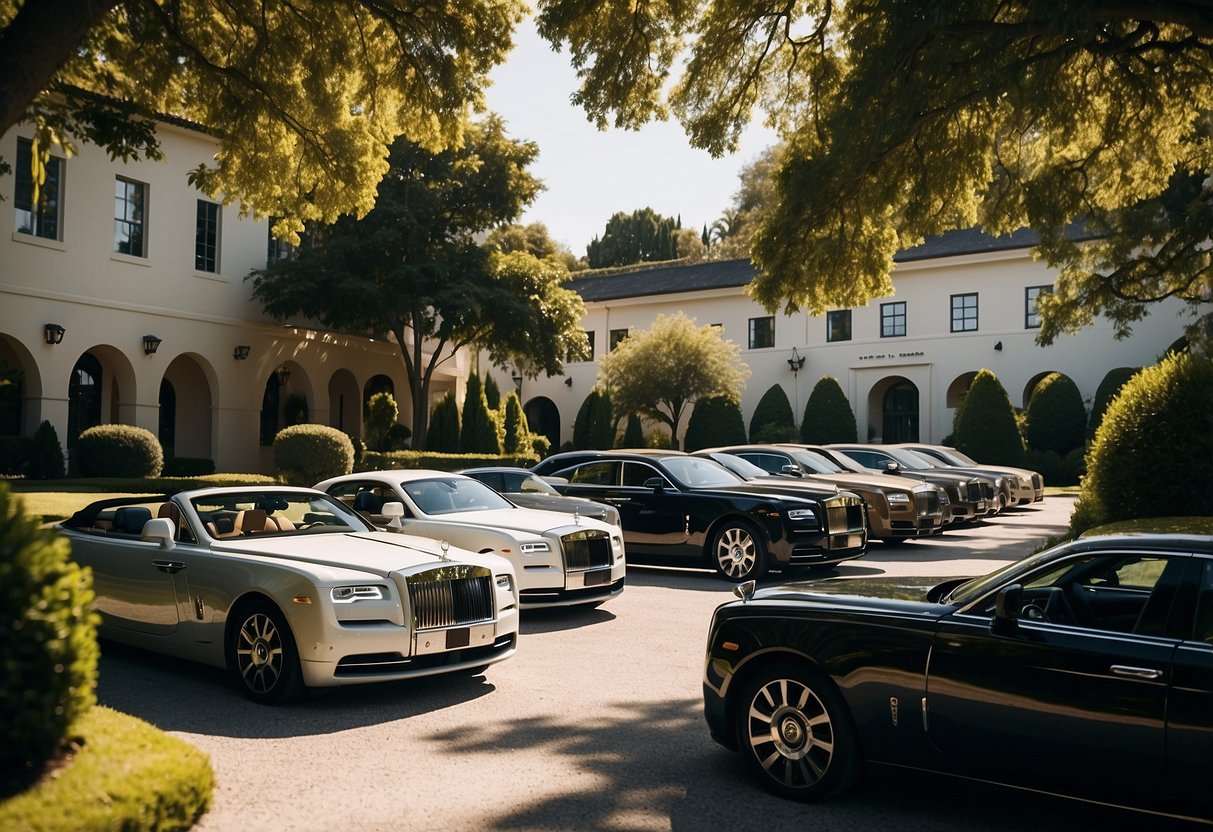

{"left": 496, "top": 574, "right": 514, "bottom": 592}
{"left": 331, "top": 585, "right": 387, "bottom": 603}
{"left": 887, "top": 492, "right": 911, "bottom": 503}
{"left": 519, "top": 541, "right": 551, "bottom": 554}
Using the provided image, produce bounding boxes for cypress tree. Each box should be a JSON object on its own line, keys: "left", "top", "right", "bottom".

{"left": 951, "top": 369, "right": 1025, "bottom": 466}
{"left": 684, "top": 395, "right": 747, "bottom": 451}
{"left": 749, "top": 384, "right": 797, "bottom": 443}
{"left": 1024, "top": 372, "right": 1087, "bottom": 456}
{"left": 427, "top": 393, "right": 461, "bottom": 453}
{"left": 483, "top": 373, "right": 502, "bottom": 411}
{"left": 501, "top": 392, "right": 528, "bottom": 455}
{"left": 620, "top": 414, "right": 644, "bottom": 448}
{"left": 460, "top": 373, "right": 500, "bottom": 453}
{"left": 801, "top": 377, "right": 858, "bottom": 443}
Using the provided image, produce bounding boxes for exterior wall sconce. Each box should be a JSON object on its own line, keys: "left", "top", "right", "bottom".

{"left": 994, "top": 341, "right": 1004, "bottom": 351}
{"left": 143, "top": 334, "right": 162, "bottom": 355}
{"left": 275, "top": 365, "right": 291, "bottom": 386}
{"left": 233, "top": 345, "right": 251, "bottom": 360}
{"left": 787, "top": 346, "right": 806, "bottom": 374}
{"left": 44, "top": 323, "right": 65, "bottom": 345}
{"left": 564, "top": 377, "right": 574, "bottom": 387}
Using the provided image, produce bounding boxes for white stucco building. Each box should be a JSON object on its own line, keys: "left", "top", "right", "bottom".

{"left": 502, "top": 234, "right": 1201, "bottom": 450}
{"left": 1, "top": 119, "right": 463, "bottom": 474}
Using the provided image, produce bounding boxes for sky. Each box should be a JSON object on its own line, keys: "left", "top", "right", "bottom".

{"left": 484, "top": 18, "right": 778, "bottom": 258}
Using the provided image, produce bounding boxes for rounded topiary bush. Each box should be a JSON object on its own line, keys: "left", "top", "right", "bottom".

{"left": 749, "top": 384, "right": 796, "bottom": 443}
{"left": 0, "top": 482, "right": 99, "bottom": 773}
{"left": 684, "top": 395, "right": 746, "bottom": 451}
{"left": 801, "top": 376, "right": 858, "bottom": 443}
{"left": 74, "top": 424, "right": 163, "bottom": 477}
{"left": 951, "top": 369, "right": 1025, "bottom": 466}
{"left": 1087, "top": 366, "right": 1139, "bottom": 440}
{"left": 1072, "top": 351, "right": 1213, "bottom": 533}
{"left": 273, "top": 424, "right": 354, "bottom": 486}
{"left": 1024, "top": 372, "right": 1087, "bottom": 456}
{"left": 28, "top": 420, "right": 66, "bottom": 480}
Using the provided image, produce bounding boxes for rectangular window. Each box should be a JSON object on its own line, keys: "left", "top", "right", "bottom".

{"left": 826, "top": 310, "right": 852, "bottom": 342}
{"left": 950, "top": 293, "right": 978, "bottom": 332}
{"left": 14, "top": 138, "right": 63, "bottom": 240}
{"left": 609, "top": 328, "right": 629, "bottom": 351}
{"left": 748, "top": 316, "right": 775, "bottom": 349}
{"left": 880, "top": 302, "right": 906, "bottom": 338}
{"left": 195, "top": 200, "right": 220, "bottom": 272}
{"left": 114, "top": 177, "right": 147, "bottom": 257}
{"left": 1025, "top": 285, "right": 1051, "bottom": 329}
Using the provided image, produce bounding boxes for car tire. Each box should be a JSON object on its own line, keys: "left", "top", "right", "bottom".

{"left": 710, "top": 521, "right": 769, "bottom": 582}
{"left": 230, "top": 600, "right": 304, "bottom": 705}
{"left": 736, "top": 662, "right": 860, "bottom": 802}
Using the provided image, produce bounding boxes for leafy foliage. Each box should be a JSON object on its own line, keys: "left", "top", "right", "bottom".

{"left": 483, "top": 374, "right": 502, "bottom": 412}
{"left": 364, "top": 392, "right": 399, "bottom": 453}
{"left": 683, "top": 395, "right": 747, "bottom": 452}
{"left": 0, "top": 483, "right": 98, "bottom": 773}
{"left": 586, "top": 208, "right": 681, "bottom": 268}
{"left": 74, "top": 425, "right": 163, "bottom": 478}
{"left": 800, "top": 377, "right": 858, "bottom": 443}
{"left": 1024, "top": 373, "right": 1087, "bottom": 456}
{"left": 272, "top": 424, "right": 354, "bottom": 486}
{"left": 749, "top": 384, "right": 795, "bottom": 443}
{"left": 460, "top": 374, "right": 500, "bottom": 454}
{"left": 427, "top": 393, "right": 461, "bottom": 454}
{"left": 537, "top": 2, "right": 1213, "bottom": 346}
{"left": 486, "top": 222, "right": 583, "bottom": 272}
{"left": 500, "top": 392, "right": 528, "bottom": 455}
{"left": 1088, "top": 366, "right": 1140, "bottom": 439}
{"left": 249, "top": 116, "right": 587, "bottom": 449}
{"left": 1, "top": 0, "right": 527, "bottom": 241}
{"left": 572, "top": 389, "right": 614, "bottom": 450}
{"left": 27, "top": 421, "right": 64, "bottom": 480}
{"left": 950, "top": 370, "right": 1025, "bottom": 467}
{"left": 598, "top": 313, "right": 750, "bottom": 449}
{"left": 1071, "top": 351, "right": 1213, "bottom": 533}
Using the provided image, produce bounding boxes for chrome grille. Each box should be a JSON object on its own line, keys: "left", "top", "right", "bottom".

{"left": 561, "top": 529, "right": 613, "bottom": 572}
{"left": 966, "top": 482, "right": 982, "bottom": 502}
{"left": 823, "top": 497, "right": 865, "bottom": 535}
{"left": 407, "top": 566, "right": 494, "bottom": 630}
{"left": 1032, "top": 473, "right": 1043, "bottom": 489}
{"left": 916, "top": 490, "right": 940, "bottom": 517}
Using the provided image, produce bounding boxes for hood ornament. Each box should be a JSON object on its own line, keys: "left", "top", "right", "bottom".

{"left": 573, "top": 508, "right": 581, "bottom": 526}
{"left": 439, "top": 539, "right": 450, "bottom": 562}
{"left": 733, "top": 580, "right": 757, "bottom": 603}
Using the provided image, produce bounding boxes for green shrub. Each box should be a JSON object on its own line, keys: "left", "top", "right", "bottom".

{"left": 683, "top": 395, "right": 746, "bottom": 451}
{"left": 272, "top": 424, "right": 354, "bottom": 486}
{"left": 1087, "top": 366, "right": 1139, "bottom": 439}
{"left": 28, "top": 421, "right": 65, "bottom": 480}
{"left": 1072, "top": 351, "right": 1213, "bottom": 533}
{"left": 0, "top": 482, "right": 99, "bottom": 773}
{"left": 1024, "top": 372, "right": 1086, "bottom": 456}
{"left": 645, "top": 429, "right": 672, "bottom": 449}
{"left": 501, "top": 393, "right": 528, "bottom": 455}
{"left": 460, "top": 374, "right": 500, "bottom": 454}
{"left": 749, "top": 384, "right": 796, "bottom": 443}
{"left": 358, "top": 449, "right": 539, "bottom": 471}
{"left": 800, "top": 376, "right": 858, "bottom": 443}
{"left": 364, "top": 392, "right": 399, "bottom": 452}
{"left": 75, "top": 425, "right": 163, "bottom": 478}
{"left": 427, "top": 393, "right": 461, "bottom": 453}
{"left": 951, "top": 369, "right": 1025, "bottom": 466}
{"left": 483, "top": 373, "right": 502, "bottom": 411}
{"left": 0, "top": 436, "right": 33, "bottom": 475}
{"left": 346, "top": 432, "right": 366, "bottom": 467}
{"left": 1023, "top": 447, "right": 1085, "bottom": 488}
{"left": 385, "top": 423, "right": 411, "bottom": 450}
{"left": 161, "top": 457, "right": 216, "bottom": 477}
{"left": 573, "top": 389, "right": 614, "bottom": 450}
{"left": 619, "top": 414, "right": 644, "bottom": 448}
{"left": 530, "top": 433, "right": 551, "bottom": 459}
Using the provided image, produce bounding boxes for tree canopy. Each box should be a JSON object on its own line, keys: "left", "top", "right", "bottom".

{"left": 1, "top": 0, "right": 525, "bottom": 241}
{"left": 598, "top": 312, "right": 749, "bottom": 449}
{"left": 537, "top": 1, "right": 1213, "bottom": 344}
{"left": 586, "top": 208, "right": 681, "bottom": 268}
{"left": 248, "top": 115, "right": 588, "bottom": 449}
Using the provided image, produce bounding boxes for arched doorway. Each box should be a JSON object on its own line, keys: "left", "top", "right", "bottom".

{"left": 524, "top": 397, "right": 560, "bottom": 453}
{"left": 67, "top": 353, "right": 103, "bottom": 448}
{"left": 329, "top": 369, "right": 360, "bottom": 435}
{"left": 161, "top": 354, "right": 214, "bottom": 458}
{"left": 882, "top": 381, "right": 920, "bottom": 443}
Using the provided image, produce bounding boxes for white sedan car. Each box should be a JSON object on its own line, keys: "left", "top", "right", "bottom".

{"left": 60, "top": 486, "right": 519, "bottom": 704}
{"left": 316, "top": 470, "right": 626, "bottom": 609}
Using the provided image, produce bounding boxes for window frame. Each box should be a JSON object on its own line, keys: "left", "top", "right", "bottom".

{"left": 114, "top": 176, "right": 148, "bottom": 258}
{"left": 609, "top": 328, "right": 630, "bottom": 352}
{"left": 1025, "top": 285, "right": 1052, "bottom": 329}
{"left": 14, "top": 137, "right": 64, "bottom": 241}
{"left": 748, "top": 315, "right": 775, "bottom": 349}
{"left": 826, "top": 310, "right": 852, "bottom": 343}
{"left": 950, "top": 293, "right": 978, "bottom": 333}
{"left": 880, "top": 302, "right": 907, "bottom": 338}
{"left": 195, "top": 199, "right": 221, "bottom": 273}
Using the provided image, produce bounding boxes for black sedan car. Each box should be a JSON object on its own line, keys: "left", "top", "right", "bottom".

{"left": 703, "top": 534, "right": 1213, "bottom": 822}
{"left": 532, "top": 450, "right": 867, "bottom": 581}
{"left": 458, "top": 466, "right": 622, "bottom": 527}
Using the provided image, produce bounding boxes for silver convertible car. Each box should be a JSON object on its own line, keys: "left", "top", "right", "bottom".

{"left": 60, "top": 486, "right": 520, "bottom": 704}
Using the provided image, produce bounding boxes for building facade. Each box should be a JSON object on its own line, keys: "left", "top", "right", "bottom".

{"left": 506, "top": 232, "right": 1201, "bottom": 449}
{"left": 1, "top": 120, "right": 463, "bottom": 474}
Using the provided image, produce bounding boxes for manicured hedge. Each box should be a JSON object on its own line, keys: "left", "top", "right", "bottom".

{"left": 749, "top": 384, "right": 796, "bottom": 442}
{"left": 1024, "top": 372, "right": 1086, "bottom": 456}
{"left": 75, "top": 425, "right": 163, "bottom": 478}
{"left": 359, "top": 450, "right": 539, "bottom": 472}
{"left": 683, "top": 395, "right": 746, "bottom": 451}
{"left": 273, "top": 424, "right": 354, "bottom": 486}
{"left": 800, "top": 376, "right": 858, "bottom": 443}
{"left": 951, "top": 369, "right": 1025, "bottom": 467}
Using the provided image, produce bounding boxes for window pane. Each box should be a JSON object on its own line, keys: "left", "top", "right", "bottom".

{"left": 748, "top": 316, "right": 774, "bottom": 349}
{"left": 880, "top": 302, "right": 906, "bottom": 337}
{"left": 609, "top": 329, "right": 629, "bottom": 351}
{"left": 1025, "top": 285, "right": 1051, "bottom": 329}
{"left": 951, "top": 293, "right": 978, "bottom": 332}
{"left": 827, "top": 310, "right": 852, "bottom": 342}
{"left": 14, "top": 138, "right": 62, "bottom": 240}
{"left": 114, "top": 178, "right": 146, "bottom": 257}
{"left": 195, "top": 200, "right": 219, "bottom": 272}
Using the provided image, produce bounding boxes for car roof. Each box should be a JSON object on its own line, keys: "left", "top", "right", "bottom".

{"left": 330, "top": 469, "right": 472, "bottom": 481}
{"left": 458, "top": 466, "right": 533, "bottom": 475}
{"left": 1070, "top": 532, "right": 1213, "bottom": 555}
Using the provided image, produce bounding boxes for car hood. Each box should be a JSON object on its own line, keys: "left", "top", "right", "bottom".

{"left": 212, "top": 531, "right": 511, "bottom": 579}
{"left": 421, "top": 506, "right": 614, "bottom": 535}
{"left": 747, "top": 575, "right": 963, "bottom": 614}
{"left": 507, "top": 492, "right": 615, "bottom": 519}
{"left": 803, "top": 471, "right": 924, "bottom": 494}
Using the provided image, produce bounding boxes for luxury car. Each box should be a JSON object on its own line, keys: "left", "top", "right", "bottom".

{"left": 703, "top": 533, "right": 1213, "bottom": 821}
{"left": 820, "top": 444, "right": 998, "bottom": 521}
{"left": 894, "top": 443, "right": 1044, "bottom": 505}
{"left": 699, "top": 445, "right": 947, "bottom": 540}
{"left": 316, "top": 470, "right": 625, "bottom": 608}
{"left": 458, "top": 466, "right": 621, "bottom": 526}
{"left": 531, "top": 449, "right": 868, "bottom": 582}
{"left": 60, "top": 486, "right": 520, "bottom": 704}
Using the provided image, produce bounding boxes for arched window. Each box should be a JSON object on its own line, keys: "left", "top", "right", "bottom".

{"left": 159, "top": 379, "right": 177, "bottom": 452}
{"left": 524, "top": 397, "right": 561, "bottom": 452}
{"left": 67, "top": 353, "right": 102, "bottom": 447}
{"left": 259, "top": 375, "right": 282, "bottom": 446}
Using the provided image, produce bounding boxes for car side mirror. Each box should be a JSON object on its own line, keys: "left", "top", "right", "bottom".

{"left": 381, "top": 502, "right": 405, "bottom": 520}
{"left": 141, "top": 517, "right": 176, "bottom": 549}
{"left": 780, "top": 464, "right": 803, "bottom": 478}
{"left": 881, "top": 461, "right": 901, "bottom": 473}
{"left": 992, "top": 583, "right": 1023, "bottom": 634}
{"left": 643, "top": 476, "right": 665, "bottom": 492}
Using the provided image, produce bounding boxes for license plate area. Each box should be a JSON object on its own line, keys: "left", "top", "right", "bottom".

{"left": 583, "top": 569, "right": 611, "bottom": 587}
{"left": 414, "top": 621, "right": 496, "bottom": 655}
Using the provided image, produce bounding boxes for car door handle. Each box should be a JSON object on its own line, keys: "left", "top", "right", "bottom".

{"left": 1110, "top": 665, "right": 1162, "bottom": 680}
{"left": 152, "top": 560, "right": 186, "bottom": 574}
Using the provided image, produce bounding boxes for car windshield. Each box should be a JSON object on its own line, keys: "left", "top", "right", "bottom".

{"left": 514, "top": 472, "right": 561, "bottom": 495}
{"left": 815, "top": 449, "right": 871, "bottom": 474}
{"left": 940, "top": 447, "right": 979, "bottom": 466}
{"left": 402, "top": 477, "right": 514, "bottom": 515}
{"left": 705, "top": 453, "right": 770, "bottom": 480}
{"left": 942, "top": 545, "right": 1067, "bottom": 606}
{"left": 790, "top": 449, "right": 846, "bottom": 474}
{"left": 660, "top": 456, "right": 745, "bottom": 487}
{"left": 190, "top": 491, "right": 369, "bottom": 536}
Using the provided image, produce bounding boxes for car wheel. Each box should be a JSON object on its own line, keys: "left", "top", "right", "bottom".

{"left": 710, "top": 521, "right": 769, "bottom": 582}
{"left": 230, "top": 601, "right": 304, "bottom": 705}
{"left": 737, "top": 662, "right": 860, "bottom": 802}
